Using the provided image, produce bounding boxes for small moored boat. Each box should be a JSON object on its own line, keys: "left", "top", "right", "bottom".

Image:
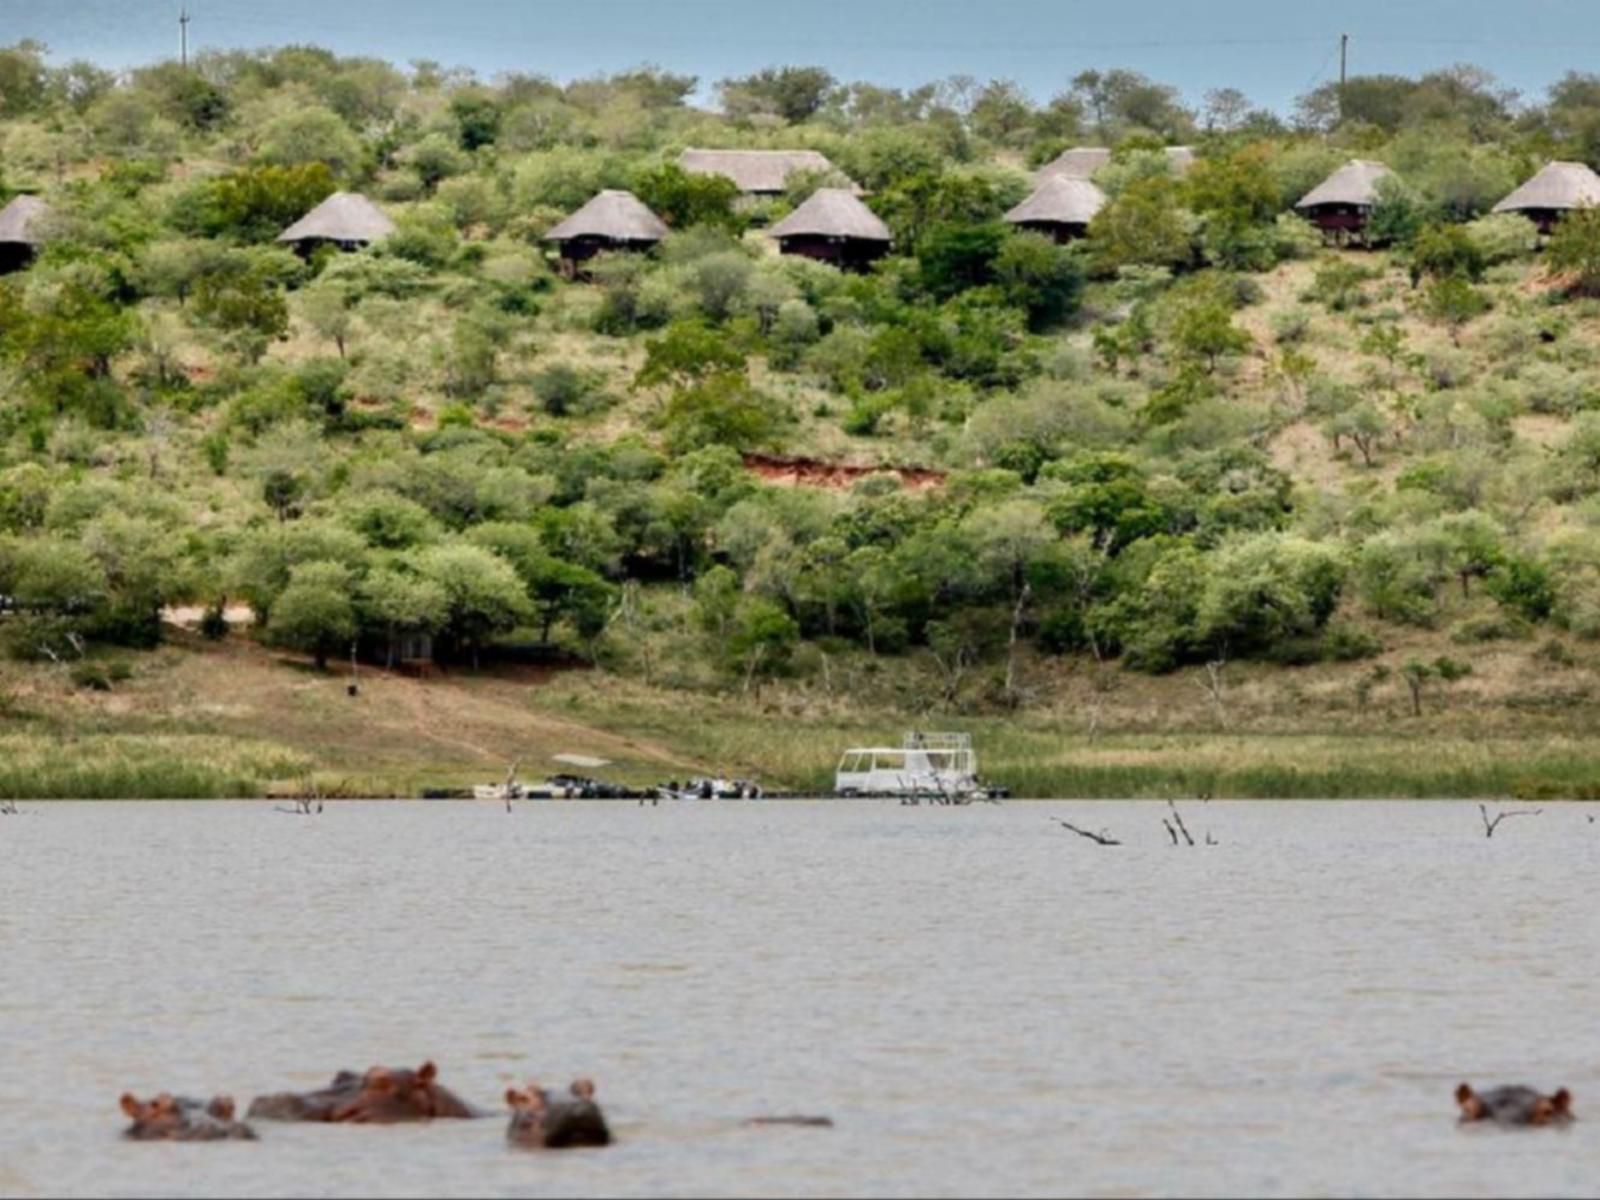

{"left": 655, "top": 776, "right": 763, "bottom": 801}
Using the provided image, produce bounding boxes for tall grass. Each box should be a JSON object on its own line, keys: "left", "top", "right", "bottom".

{"left": 534, "top": 692, "right": 1600, "bottom": 799}
{"left": 0, "top": 735, "right": 312, "bottom": 800}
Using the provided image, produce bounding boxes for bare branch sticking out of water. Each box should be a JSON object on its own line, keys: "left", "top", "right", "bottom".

{"left": 0, "top": 800, "right": 21, "bottom": 815}
{"left": 1054, "top": 818, "right": 1121, "bottom": 846}
{"left": 1479, "top": 803, "right": 1541, "bottom": 838}
{"left": 1163, "top": 818, "right": 1178, "bottom": 845}
{"left": 1166, "top": 800, "right": 1196, "bottom": 846}
{"left": 274, "top": 798, "right": 323, "bottom": 815}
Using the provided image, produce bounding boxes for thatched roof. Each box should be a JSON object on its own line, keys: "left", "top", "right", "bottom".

{"left": 1296, "top": 160, "right": 1394, "bottom": 210}
{"left": 545, "top": 190, "right": 669, "bottom": 244}
{"left": 1035, "top": 145, "right": 1194, "bottom": 183}
{"left": 277, "top": 192, "right": 395, "bottom": 244}
{"left": 0, "top": 195, "right": 51, "bottom": 246}
{"left": 769, "top": 189, "right": 891, "bottom": 242}
{"left": 680, "top": 148, "right": 846, "bottom": 194}
{"left": 1492, "top": 161, "right": 1600, "bottom": 214}
{"left": 1005, "top": 176, "right": 1106, "bottom": 227}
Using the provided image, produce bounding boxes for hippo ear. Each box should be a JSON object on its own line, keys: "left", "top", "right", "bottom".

{"left": 416, "top": 1061, "right": 437, "bottom": 1085}
{"left": 505, "top": 1087, "right": 527, "bottom": 1109}
{"left": 571, "top": 1078, "right": 596, "bottom": 1100}
{"left": 120, "top": 1093, "right": 142, "bottom": 1118}
{"left": 1553, "top": 1088, "right": 1573, "bottom": 1114}
{"left": 1456, "top": 1084, "right": 1484, "bottom": 1120}
{"left": 209, "top": 1096, "right": 236, "bottom": 1121}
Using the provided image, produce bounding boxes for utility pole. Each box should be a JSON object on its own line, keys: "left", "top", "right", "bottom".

{"left": 1338, "top": 32, "right": 1349, "bottom": 122}
{"left": 179, "top": 6, "right": 191, "bottom": 69}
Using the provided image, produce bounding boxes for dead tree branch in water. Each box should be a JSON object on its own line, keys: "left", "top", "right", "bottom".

{"left": 1166, "top": 799, "right": 1196, "bottom": 846}
{"left": 1054, "top": 818, "right": 1121, "bottom": 846}
{"left": 0, "top": 799, "right": 20, "bottom": 815}
{"left": 1479, "top": 803, "right": 1541, "bottom": 838}
{"left": 274, "top": 797, "right": 323, "bottom": 815}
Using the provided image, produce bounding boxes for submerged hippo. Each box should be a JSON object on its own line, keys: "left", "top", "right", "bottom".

{"left": 1456, "top": 1083, "right": 1574, "bottom": 1126}
{"left": 247, "top": 1061, "right": 478, "bottom": 1123}
{"left": 504, "top": 1079, "right": 611, "bottom": 1148}
{"left": 120, "top": 1093, "right": 257, "bottom": 1141}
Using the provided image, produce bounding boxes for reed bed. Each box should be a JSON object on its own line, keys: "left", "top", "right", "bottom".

{"left": 0, "top": 735, "right": 312, "bottom": 800}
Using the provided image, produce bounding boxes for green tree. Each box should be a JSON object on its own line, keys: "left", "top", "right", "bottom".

{"left": 1409, "top": 223, "right": 1486, "bottom": 286}
{"left": 299, "top": 278, "right": 353, "bottom": 358}
{"left": 994, "top": 231, "right": 1085, "bottom": 329}
{"left": 267, "top": 561, "right": 358, "bottom": 670}
{"left": 1546, "top": 206, "right": 1600, "bottom": 293}
{"left": 634, "top": 319, "right": 747, "bottom": 391}
{"left": 963, "top": 499, "right": 1057, "bottom": 704}
{"left": 467, "top": 522, "right": 614, "bottom": 643}
{"left": 660, "top": 372, "right": 788, "bottom": 453}
{"left": 1327, "top": 401, "right": 1390, "bottom": 468}
{"left": 450, "top": 90, "right": 502, "bottom": 149}
{"left": 1433, "top": 510, "right": 1503, "bottom": 598}
{"left": 1169, "top": 295, "right": 1251, "bottom": 374}
{"left": 727, "top": 597, "right": 799, "bottom": 694}
{"left": 693, "top": 563, "right": 741, "bottom": 639}
{"left": 193, "top": 258, "right": 290, "bottom": 362}
{"left": 1423, "top": 276, "right": 1490, "bottom": 345}
{"left": 915, "top": 221, "right": 1008, "bottom": 299}
{"left": 81, "top": 513, "right": 191, "bottom": 646}
{"left": 633, "top": 163, "right": 741, "bottom": 231}
{"left": 358, "top": 567, "right": 448, "bottom": 667}
{"left": 257, "top": 105, "right": 363, "bottom": 174}
{"left": 411, "top": 541, "right": 532, "bottom": 668}
{"left": 1087, "top": 177, "right": 1193, "bottom": 272}
{"left": 187, "top": 163, "right": 336, "bottom": 243}
{"left": 1194, "top": 533, "right": 1344, "bottom": 657}
{"left": 717, "top": 66, "right": 837, "bottom": 124}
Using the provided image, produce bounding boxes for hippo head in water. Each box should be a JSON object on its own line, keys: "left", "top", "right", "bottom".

{"left": 120, "top": 1093, "right": 257, "bottom": 1141}
{"left": 505, "top": 1079, "right": 611, "bottom": 1149}
{"left": 1456, "top": 1083, "right": 1574, "bottom": 1127}
{"left": 246, "top": 1061, "right": 478, "bottom": 1123}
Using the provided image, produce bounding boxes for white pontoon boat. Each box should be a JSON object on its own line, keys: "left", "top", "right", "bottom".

{"left": 834, "top": 732, "right": 1007, "bottom": 801}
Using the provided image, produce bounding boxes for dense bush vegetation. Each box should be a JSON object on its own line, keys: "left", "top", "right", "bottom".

{"left": 4, "top": 41, "right": 1600, "bottom": 711}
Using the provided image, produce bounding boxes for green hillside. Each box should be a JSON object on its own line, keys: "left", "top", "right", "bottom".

{"left": 5, "top": 45, "right": 1600, "bottom": 796}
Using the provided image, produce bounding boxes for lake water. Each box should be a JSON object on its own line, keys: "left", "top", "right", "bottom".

{"left": 2, "top": 799, "right": 1597, "bottom": 1198}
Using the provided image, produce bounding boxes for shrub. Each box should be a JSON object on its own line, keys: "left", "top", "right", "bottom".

{"left": 1321, "top": 623, "right": 1384, "bottom": 661}
{"left": 1452, "top": 612, "right": 1533, "bottom": 643}
{"left": 1466, "top": 212, "right": 1539, "bottom": 265}
{"left": 531, "top": 364, "right": 610, "bottom": 417}
{"left": 69, "top": 658, "right": 132, "bottom": 691}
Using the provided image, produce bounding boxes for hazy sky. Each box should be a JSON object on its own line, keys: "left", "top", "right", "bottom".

{"left": 13, "top": 0, "right": 1600, "bottom": 114}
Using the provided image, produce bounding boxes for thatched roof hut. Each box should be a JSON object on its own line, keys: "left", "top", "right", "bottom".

{"left": 680, "top": 148, "right": 848, "bottom": 196}
{"left": 0, "top": 194, "right": 51, "bottom": 271}
{"left": 277, "top": 192, "right": 395, "bottom": 250}
{"left": 1492, "top": 161, "right": 1600, "bottom": 233}
{"left": 769, "top": 188, "right": 891, "bottom": 270}
{"left": 1003, "top": 176, "right": 1106, "bottom": 241}
{"left": 1295, "top": 160, "right": 1394, "bottom": 242}
{"left": 1035, "top": 145, "right": 1194, "bottom": 183}
{"left": 545, "top": 190, "right": 669, "bottom": 273}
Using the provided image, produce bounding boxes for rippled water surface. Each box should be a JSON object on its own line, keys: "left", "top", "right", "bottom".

{"left": 3, "top": 800, "right": 1598, "bottom": 1198}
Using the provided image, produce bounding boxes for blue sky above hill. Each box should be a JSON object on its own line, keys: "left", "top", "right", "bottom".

{"left": 19, "top": 0, "right": 1600, "bottom": 115}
